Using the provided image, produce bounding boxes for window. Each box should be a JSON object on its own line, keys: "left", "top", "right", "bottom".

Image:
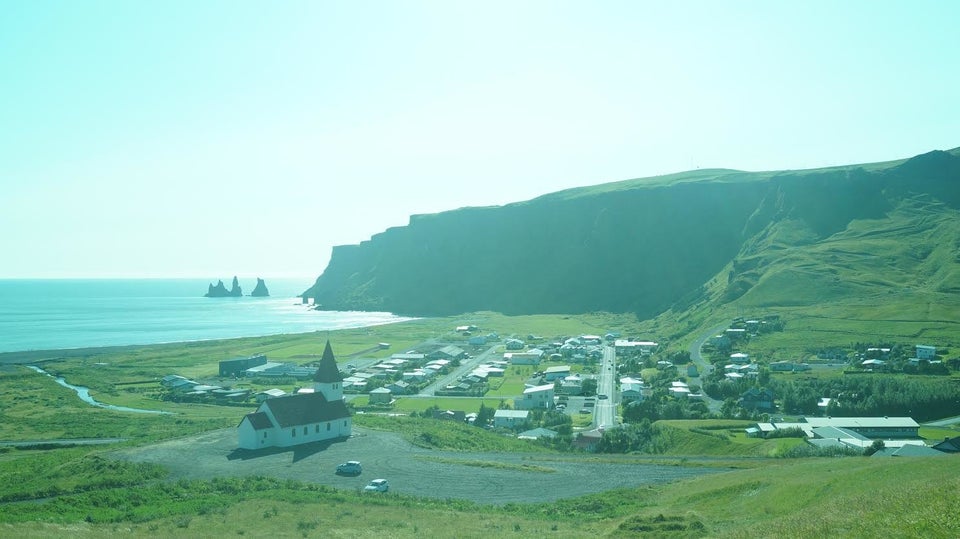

{"left": 291, "top": 429, "right": 296, "bottom": 437}
{"left": 263, "top": 431, "right": 267, "bottom": 439}
{"left": 327, "top": 422, "right": 331, "bottom": 431}
{"left": 343, "top": 420, "right": 348, "bottom": 427}
{"left": 315, "top": 424, "right": 320, "bottom": 433}
{"left": 303, "top": 426, "right": 308, "bottom": 435}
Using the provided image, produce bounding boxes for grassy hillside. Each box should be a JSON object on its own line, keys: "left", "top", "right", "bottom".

{"left": 1, "top": 447, "right": 956, "bottom": 538}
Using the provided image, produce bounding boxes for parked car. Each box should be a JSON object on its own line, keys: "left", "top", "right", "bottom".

{"left": 364, "top": 479, "right": 389, "bottom": 492}
{"left": 598, "top": 394, "right": 608, "bottom": 400}
{"left": 336, "top": 461, "right": 362, "bottom": 475}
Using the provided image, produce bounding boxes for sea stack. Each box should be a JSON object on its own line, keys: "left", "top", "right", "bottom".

{"left": 250, "top": 278, "right": 270, "bottom": 297}
{"left": 205, "top": 276, "right": 243, "bottom": 297}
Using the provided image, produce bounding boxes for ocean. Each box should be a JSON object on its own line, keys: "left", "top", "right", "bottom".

{"left": 0, "top": 279, "right": 412, "bottom": 353}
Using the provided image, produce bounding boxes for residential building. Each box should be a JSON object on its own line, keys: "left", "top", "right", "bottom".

{"left": 515, "top": 384, "right": 555, "bottom": 410}
{"left": 493, "top": 409, "right": 530, "bottom": 428}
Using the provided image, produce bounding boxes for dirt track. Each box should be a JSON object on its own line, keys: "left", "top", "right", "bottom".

{"left": 112, "top": 427, "right": 721, "bottom": 505}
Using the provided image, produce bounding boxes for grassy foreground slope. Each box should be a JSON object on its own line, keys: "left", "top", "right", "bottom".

{"left": 1, "top": 453, "right": 957, "bottom": 538}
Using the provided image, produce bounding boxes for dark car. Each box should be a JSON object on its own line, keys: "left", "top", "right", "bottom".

{"left": 336, "top": 461, "right": 362, "bottom": 475}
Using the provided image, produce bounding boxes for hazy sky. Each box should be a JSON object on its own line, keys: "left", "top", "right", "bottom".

{"left": 2, "top": 1, "right": 958, "bottom": 279}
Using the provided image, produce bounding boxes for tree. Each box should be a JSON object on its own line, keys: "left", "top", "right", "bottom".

{"left": 475, "top": 403, "right": 495, "bottom": 427}
{"left": 581, "top": 378, "right": 598, "bottom": 396}
{"left": 864, "top": 439, "right": 885, "bottom": 456}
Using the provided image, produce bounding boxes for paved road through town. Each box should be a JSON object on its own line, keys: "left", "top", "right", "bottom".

{"left": 593, "top": 345, "right": 617, "bottom": 428}
{"left": 689, "top": 323, "right": 728, "bottom": 414}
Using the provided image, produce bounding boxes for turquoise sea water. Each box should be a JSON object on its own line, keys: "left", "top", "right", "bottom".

{"left": 0, "top": 279, "right": 411, "bottom": 353}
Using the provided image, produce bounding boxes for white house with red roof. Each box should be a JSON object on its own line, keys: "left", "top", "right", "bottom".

{"left": 238, "top": 341, "right": 352, "bottom": 449}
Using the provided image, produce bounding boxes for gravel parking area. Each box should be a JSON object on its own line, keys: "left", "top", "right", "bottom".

{"left": 112, "top": 427, "right": 721, "bottom": 505}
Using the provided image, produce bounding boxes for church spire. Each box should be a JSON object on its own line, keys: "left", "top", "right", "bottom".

{"left": 313, "top": 340, "right": 343, "bottom": 385}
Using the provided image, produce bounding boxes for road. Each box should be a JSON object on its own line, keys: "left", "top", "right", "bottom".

{"left": 593, "top": 345, "right": 617, "bottom": 428}
{"left": 688, "top": 323, "right": 728, "bottom": 414}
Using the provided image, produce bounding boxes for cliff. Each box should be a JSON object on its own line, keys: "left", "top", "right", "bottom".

{"left": 302, "top": 148, "right": 960, "bottom": 317}
{"left": 250, "top": 278, "right": 270, "bottom": 297}
{"left": 205, "top": 276, "right": 243, "bottom": 298}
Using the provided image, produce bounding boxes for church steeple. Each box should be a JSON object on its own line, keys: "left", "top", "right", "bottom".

{"left": 313, "top": 340, "right": 343, "bottom": 401}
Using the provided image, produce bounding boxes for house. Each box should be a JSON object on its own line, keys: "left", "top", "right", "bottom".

{"left": 219, "top": 354, "right": 267, "bottom": 377}
{"left": 543, "top": 366, "right": 571, "bottom": 381}
{"left": 559, "top": 374, "right": 584, "bottom": 395}
{"left": 916, "top": 345, "right": 936, "bottom": 360}
{"left": 739, "top": 387, "right": 775, "bottom": 411}
{"left": 620, "top": 377, "right": 644, "bottom": 403}
{"left": 168, "top": 378, "right": 199, "bottom": 391}
{"left": 468, "top": 335, "right": 487, "bottom": 346}
{"left": 493, "top": 409, "right": 530, "bottom": 428}
{"left": 161, "top": 374, "right": 190, "bottom": 388}
{"left": 729, "top": 352, "right": 750, "bottom": 364}
{"left": 386, "top": 380, "right": 410, "bottom": 394}
{"left": 343, "top": 376, "right": 368, "bottom": 391}
{"left": 861, "top": 359, "right": 887, "bottom": 370}
{"left": 580, "top": 335, "right": 603, "bottom": 345}
{"left": 613, "top": 340, "right": 658, "bottom": 356}
{"left": 872, "top": 444, "right": 945, "bottom": 457}
{"left": 506, "top": 350, "right": 543, "bottom": 365}
{"left": 243, "top": 362, "right": 285, "bottom": 376}
{"left": 237, "top": 341, "right": 351, "bottom": 450}
{"left": 402, "top": 370, "right": 430, "bottom": 383}
{"left": 669, "top": 381, "right": 690, "bottom": 399}
{"left": 255, "top": 388, "right": 287, "bottom": 402}
{"left": 391, "top": 353, "right": 426, "bottom": 364}
{"left": 428, "top": 345, "right": 466, "bottom": 361}
{"left": 505, "top": 339, "right": 525, "bottom": 350}
{"left": 518, "top": 427, "right": 557, "bottom": 440}
{"left": 931, "top": 436, "right": 960, "bottom": 453}
{"left": 368, "top": 387, "right": 392, "bottom": 404}
{"left": 769, "top": 361, "right": 795, "bottom": 372}
{"left": 515, "top": 384, "right": 555, "bottom": 410}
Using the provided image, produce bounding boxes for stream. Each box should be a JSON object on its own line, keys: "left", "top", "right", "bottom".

{"left": 27, "top": 365, "right": 172, "bottom": 414}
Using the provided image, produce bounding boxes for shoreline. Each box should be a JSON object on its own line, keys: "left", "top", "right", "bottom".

{"left": 0, "top": 329, "right": 329, "bottom": 365}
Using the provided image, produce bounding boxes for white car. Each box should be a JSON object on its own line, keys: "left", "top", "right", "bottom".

{"left": 364, "top": 479, "right": 389, "bottom": 492}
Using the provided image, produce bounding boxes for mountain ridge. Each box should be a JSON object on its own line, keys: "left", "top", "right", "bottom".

{"left": 303, "top": 148, "right": 960, "bottom": 319}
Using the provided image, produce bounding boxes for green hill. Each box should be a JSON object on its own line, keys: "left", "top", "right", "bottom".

{"left": 303, "top": 148, "right": 960, "bottom": 333}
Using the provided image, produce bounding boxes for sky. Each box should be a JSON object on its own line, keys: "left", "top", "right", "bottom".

{"left": 2, "top": 1, "right": 958, "bottom": 279}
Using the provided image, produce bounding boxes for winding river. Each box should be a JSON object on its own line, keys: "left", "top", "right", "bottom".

{"left": 27, "top": 365, "right": 172, "bottom": 414}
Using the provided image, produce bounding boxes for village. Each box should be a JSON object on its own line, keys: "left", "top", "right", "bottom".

{"left": 150, "top": 317, "right": 960, "bottom": 464}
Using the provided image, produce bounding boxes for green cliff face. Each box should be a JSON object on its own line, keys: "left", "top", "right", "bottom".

{"left": 303, "top": 149, "right": 960, "bottom": 317}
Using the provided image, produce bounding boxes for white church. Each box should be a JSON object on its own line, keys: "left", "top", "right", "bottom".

{"left": 237, "top": 341, "right": 352, "bottom": 450}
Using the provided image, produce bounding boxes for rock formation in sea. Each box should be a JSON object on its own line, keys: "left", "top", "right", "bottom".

{"left": 250, "top": 278, "right": 270, "bottom": 297}
{"left": 205, "top": 276, "right": 243, "bottom": 297}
